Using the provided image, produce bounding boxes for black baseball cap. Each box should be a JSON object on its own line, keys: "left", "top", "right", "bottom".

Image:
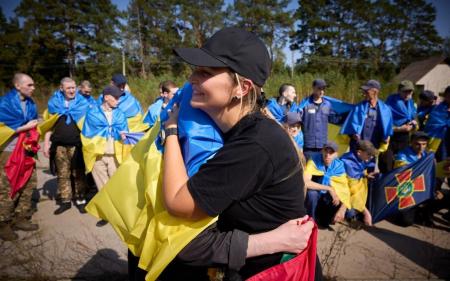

{"left": 361, "top": 80, "right": 381, "bottom": 91}
{"left": 312, "top": 79, "right": 327, "bottom": 88}
{"left": 103, "top": 85, "right": 122, "bottom": 98}
{"left": 286, "top": 112, "right": 301, "bottom": 125}
{"left": 174, "top": 27, "right": 271, "bottom": 87}
{"left": 112, "top": 74, "right": 127, "bottom": 86}
{"left": 411, "top": 131, "right": 430, "bottom": 141}
{"left": 323, "top": 141, "right": 339, "bottom": 152}
{"left": 419, "top": 90, "right": 436, "bottom": 101}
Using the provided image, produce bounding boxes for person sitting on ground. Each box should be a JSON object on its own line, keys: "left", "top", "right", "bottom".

{"left": 304, "top": 141, "right": 351, "bottom": 226}
{"left": 143, "top": 80, "right": 178, "bottom": 128}
{"left": 340, "top": 140, "right": 378, "bottom": 226}
{"left": 283, "top": 111, "right": 304, "bottom": 152}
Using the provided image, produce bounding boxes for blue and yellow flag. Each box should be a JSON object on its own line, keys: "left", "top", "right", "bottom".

{"left": 385, "top": 93, "right": 417, "bottom": 127}
{"left": 38, "top": 90, "right": 90, "bottom": 136}
{"left": 0, "top": 89, "right": 38, "bottom": 147}
{"left": 394, "top": 146, "right": 428, "bottom": 169}
{"left": 76, "top": 89, "right": 97, "bottom": 107}
{"left": 266, "top": 98, "right": 297, "bottom": 123}
{"left": 424, "top": 102, "right": 449, "bottom": 152}
{"left": 143, "top": 98, "right": 164, "bottom": 128}
{"left": 369, "top": 153, "right": 435, "bottom": 224}
{"left": 80, "top": 104, "right": 130, "bottom": 172}
{"left": 304, "top": 154, "right": 351, "bottom": 208}
{"left": 86, "top": 83, "right": 222, "bottom": 280}
{"left": 339, "top": 100, "right": 393, "bottom": 152}
{"left": 98, "top": 91, "right": 148, "bottom": 132}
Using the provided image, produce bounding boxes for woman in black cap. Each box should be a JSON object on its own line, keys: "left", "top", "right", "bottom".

{"left": 157, "top": 27, "right": 318, "bottom": 280}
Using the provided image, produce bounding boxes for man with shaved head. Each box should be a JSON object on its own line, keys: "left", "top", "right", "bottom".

{"left": 0, "top": 73, "right": 39, "bottom": 241}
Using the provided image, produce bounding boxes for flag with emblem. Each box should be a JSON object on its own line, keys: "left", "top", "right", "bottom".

{"left": 369, "top": 153, "right": 435, "bottom": 224}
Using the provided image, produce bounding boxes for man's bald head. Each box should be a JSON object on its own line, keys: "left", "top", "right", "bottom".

{"left": 13, "top": 73, "right": 35, "bottom": 98}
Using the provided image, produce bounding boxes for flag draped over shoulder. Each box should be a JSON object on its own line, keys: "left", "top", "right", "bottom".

{"left": 424, "top": 102, "right": 449, "bottom": 152}
{"left": 339, "top": 100, "right": 393, "bottom": 152}
{"left": 385, "top": 94, "right": 417, "bottom": 127}
{"left": 143, "top": 98, "right": 164, "bottom": 128}
{"left": 98, "top": 91, "right": 148, "bottom": 132}
{"left": 80, "top": 105, "right": 130, "bottom": 172}
{"left": 246, "top": 220, "right": 317, "bottom": 281}
{"left": 0, "top": 89, "right": 38, "bottom": 147}
{"left": 76, "top": 90, "right": 97, "bottom": 107}
{"left": 369, "top": 153, "right": 435, "bottom": 224}
{"left": 38, "top": 90, "right": 90, "bottom": 136}
{"left": 266, "top": 98, "right": 297, "bottom": 123}
{"left": 304, "top": 154, "right": 351, "bottom": 208}
{"left": 5, "top": 128, "right": 40, "bottom": 198}
{"left": 86, "top": 83, "right": 222, "bottom": 281}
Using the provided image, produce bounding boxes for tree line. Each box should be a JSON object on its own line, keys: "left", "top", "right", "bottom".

{"left": 0, "top": 0, "right": 445, "bottom": 90}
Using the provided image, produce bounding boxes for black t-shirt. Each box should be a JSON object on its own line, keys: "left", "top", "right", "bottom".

{"left": 50, "top": 115, "right": 81, "bottom": 146}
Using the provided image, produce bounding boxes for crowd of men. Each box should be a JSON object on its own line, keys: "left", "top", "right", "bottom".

{"left": 0, "top": 73, "right": 449, "bottom": 242}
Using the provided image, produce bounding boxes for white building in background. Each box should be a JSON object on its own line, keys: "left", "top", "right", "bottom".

{"left": 395, "top": 55, "right": 450, "bottom": 96}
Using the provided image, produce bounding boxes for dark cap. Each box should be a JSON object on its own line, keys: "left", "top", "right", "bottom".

{"left": 361, "top": 80, "right": 381, "bottom": 91}
{"left": 286, "top": 112, "right": 301, "bottom": 125}
{"left": 111, "top": 74, "right": 127, "bottom": 86}
{"left": 174, "top": 27, "right": 271, "bottom": 87}
{"left": 355, "top": 140, "right": 378, "bottom": 157}
{"left": 440, "top": 86, "right": 450, "bottom": 96}
{"left": 323, "top": 141, "right": 338, "bottom": 152}
{"left": 419, "top": 90, "right": 436, "bottom": 101}
{"left": 103, "top": 85, "right": 122, "bottom": 98}
{"left": 312, "top": 79, "right": 327, "bottom": 88}
{"left": 398, "top": 80, "right": 414, "bottom": 92}
{"left": 411, "top": 131, "right": 430, "bottom": 141}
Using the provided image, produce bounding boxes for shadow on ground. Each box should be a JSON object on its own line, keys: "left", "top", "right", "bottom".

{"left": 365, "top": 226, "right": 450, "bottom": 279}
{"left": 72, "top": 248, "right": 127, "bottom": 281}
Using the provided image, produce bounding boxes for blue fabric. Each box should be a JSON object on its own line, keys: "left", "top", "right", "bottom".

{"left": 97, "top": 91, "right": 142, "bottom": 118}
{"left": 159, "top": 83, "right": 224, "bottom": 177}
{"left": 310, "top": 153, "right": 346, "bottom": 186}
{"left": 395, "top": 146, "right": 428, "bottom": 165}
{"left": 298, "top": 96, "right": 333, "bottom": 149}
{"left": 424, "top": 102, "right": 449, "bottom": 139}
{"left": 0, "top": 89, "right": 38, "bottom": 130}
{"left": 369, "top": 153, "right": 435, "bottom": 223}
{"left": 48, "top": 90, "right": 89, "bottom": 124}
{"left": 81, "top": 104, "right": 128, "bottom": 140}
{"left": 340, "top": 151, "right": 374, "bottom": 179}
{"left": 361, "top": 105, "right": 383, "bottom": 148}
{"left": 340, "top": 99, "right": 393, "bottom": 143}
{"left": 266, "top": 98, "right": 296, "bottom": 123}
{"left": 385, "top": 94, "right": 417, "bottom": 126}
{"left": 143, "top": 98, "right": 164, "bottom": 127}
{"left": 293, "top": 131, "right": 304, "bottom": 149}
{"left": 123, "top": 132, "right": 145, "bottom": 145}
{"left": 77, "top": 90, "right": 97, "bottom": 107}
{"left": 305, "top": 190, "right": 326, "bottom": 220}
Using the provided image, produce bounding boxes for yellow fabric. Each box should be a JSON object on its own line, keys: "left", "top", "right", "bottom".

{"left": 394, "top": 160, "right": 408, "bottom": 169}
{"left": 85, "top": 121, "right": 217, "bottom": 281}
{"left": 304, "top": 159, "right": 351, "bottom": 209}
{"left": 436, "top": 160, "right": 450, "bottom": 178}
{"left": 37, "top": 110, "right": 59, "bottom": 137}
{"left": 0, "top": 123, "right": 16, "bottom": 148}
{"left": 127, "top": 113, "right": 150, "bottom": 133}
{"left": 428, "top": 137, "right": 441, "bottom": 152}
{"left": 378, "top": 141, "right": 389, "bottom": 153}
{"left": 328, "top": 124, "right": 349, "bottom": 155}
{"left": 348, "top": 177, "right": 368, "bottom": 212}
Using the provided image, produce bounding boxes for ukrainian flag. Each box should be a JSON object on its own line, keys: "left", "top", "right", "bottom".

{"left": 304, "top": 154, "right": 351, "bottom": 209}
{"left": 143, "top": 98, "right": 164, "bottom": 128}
{"left": 0, "top": 89, "right": 38, "bottom": 147}
{"left": 80, "top": 104, "right": 130, "bottom": 172}
{"left": 38, "top": 90, "right": 90, "bottom": 136}
{"left": 424, "top": 102, "right": 449, "bottom": 152}
{"left": 98, "top": 91, "right": 149, "bottom": 132}
{"left": 86, "top": 83, "right": 222, "bottom": 280}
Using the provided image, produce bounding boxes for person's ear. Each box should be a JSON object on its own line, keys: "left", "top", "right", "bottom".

{"left": 238, "top": 79, "right": 253, "bottom": 98}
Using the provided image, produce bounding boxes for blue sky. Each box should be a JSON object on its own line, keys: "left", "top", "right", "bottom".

{"left": 1, "top": 0, "right": 449, "bottom": 64}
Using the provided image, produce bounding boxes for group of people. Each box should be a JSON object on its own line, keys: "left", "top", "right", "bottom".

{"left": 0, "top": 72, "right": 179, "bottom": 240}
{"left": 267, "top": 78, "right": 450, "bottom": 227}
{"left": 0, "top": 27, "right": 449, "bottom": 281}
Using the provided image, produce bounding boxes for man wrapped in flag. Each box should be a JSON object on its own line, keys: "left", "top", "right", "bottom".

{"left": 0, "top": 73, "right": 39, "bottom": 241}
{"left": 339, "top": 80, "right": 393, "bottom": 172}
{"left": 304, "top": 141, "right": 351, "bottom": 226}
{"left": 417, "top": 90, "right": 437, "bottom": 130}
{"left": 143, "top": 80, "right": 178, "bottom": 128}
{"left": 266, "top": 83, "right": 297, "bottom": 123}
{"left": 369, "top": 150, "right": 435, "bottom": 225}
{"left": 77, "top": 80, "right": 97, "bottom": 107}
{"left": 340, "top": 140, "right": 378, "bottom": 226}
{"left": 97, "top": 74, "right": 148, "bottom": 132}
{"left": 41, "top": 77, "right": 90, "bottom": 215}
{"left": 424, "top": 86, "right": 450, "bottom": 161}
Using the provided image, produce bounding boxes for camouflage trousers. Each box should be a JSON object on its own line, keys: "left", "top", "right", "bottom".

{"left": 55, "top": 145, "right": 86, "bottom": 203}
{"left": 0, "top": 151, "right": 36, "bottom": 223}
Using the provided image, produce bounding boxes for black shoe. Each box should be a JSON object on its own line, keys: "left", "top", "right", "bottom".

{"left": 54, "top": 202, "right": 71, "bottom": 215}
{"left": 76, "top": 204, "right": 87, "bottom": 214}
{"left": 96, "top": 220, "right": 108, "bottom": 227}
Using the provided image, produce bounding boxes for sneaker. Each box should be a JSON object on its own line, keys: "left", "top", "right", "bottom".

{"left": 0, "top": 222, "right": 18, "bottom": 241}
{"left": 76, "top": 204, "right": 87, "bottom": 214}
{"left": 96, "top": 220, "right": 108, "bottom": 227}
{"left": 54, "top": 202, "right": 71, "bottom": 215}
{"left": 13, "top": 219, "right": 39, "bottom": 231}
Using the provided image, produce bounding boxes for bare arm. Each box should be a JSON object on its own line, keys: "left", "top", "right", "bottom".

{"left": 43, "top": 131, "right": 52, "bottom": 158}
{"left": 16, "top": 119, "right": 38, "bottom": 133}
